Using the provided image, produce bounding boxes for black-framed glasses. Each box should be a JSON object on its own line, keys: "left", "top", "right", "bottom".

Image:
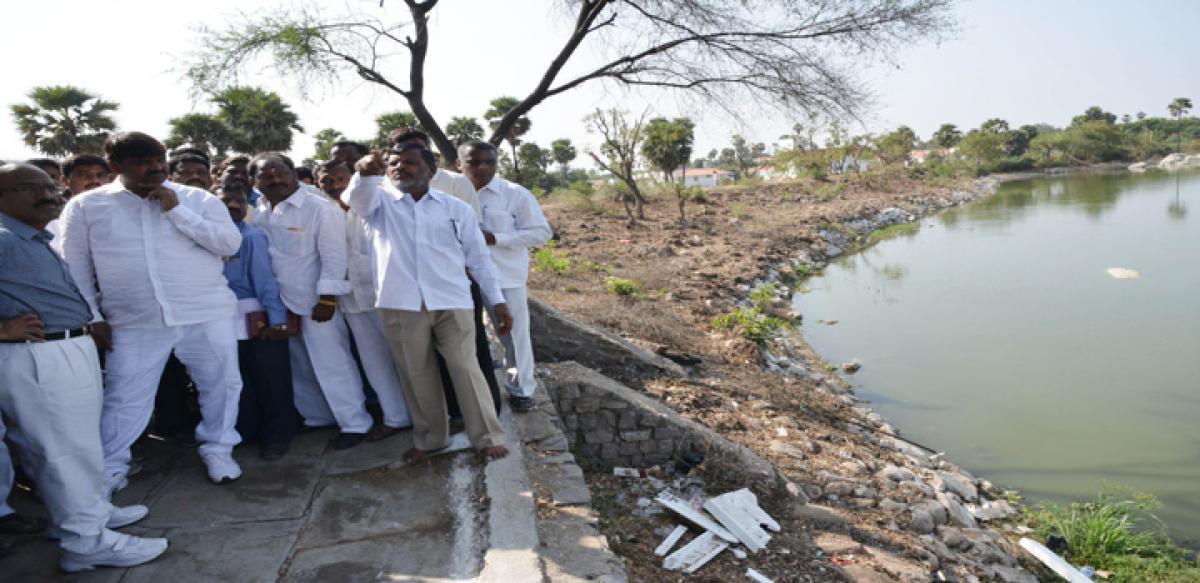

{"left": 0, "top": 183, "right": 60, "bottom": 195}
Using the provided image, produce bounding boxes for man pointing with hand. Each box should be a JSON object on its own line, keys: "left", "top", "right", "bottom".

{"left": 343, "top": 145, "right": 512, "bottom": 463}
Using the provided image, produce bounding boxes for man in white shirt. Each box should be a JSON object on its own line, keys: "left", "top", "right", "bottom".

{"left": 344, "top": 145, "right": 513, "bottom": 463}
{"left": 250, "top": 153, "right": 373, "bottom": 450}
{"left": 389, "top": 129, "right": 502, "bottom": 417}
{"left": 317, "top": 159, "right": 413, "bottom": 442}
{"left": 458, "top": 140, "right": 553, "bottom": 413}
{"left": 60, "top": 132, "right": 245, "bottom": 490}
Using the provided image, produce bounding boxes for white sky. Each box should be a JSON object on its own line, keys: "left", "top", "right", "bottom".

{"left": 2, "top": 0, "right": 1198, "bottom": 163}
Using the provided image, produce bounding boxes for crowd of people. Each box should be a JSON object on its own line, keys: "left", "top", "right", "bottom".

{"left": 0, "top": 127, "right": 552, "bottom": 571}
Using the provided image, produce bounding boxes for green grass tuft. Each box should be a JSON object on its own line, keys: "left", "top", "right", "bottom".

{"left": 866, "top": 222, "right": 919, "bottom": 244}
{"left": 605, "top": 276, "right": 642, "bottom": 297}
{"left": 713, "top": 307, "right": 787, "bottom": 345}
{"left": 533, "top": 241, "right": 571, "bottom": 274}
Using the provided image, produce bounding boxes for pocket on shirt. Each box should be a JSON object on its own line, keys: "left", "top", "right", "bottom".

{"left": 431, "top": 220, "right": 463, "bottom": 247}
{"left": 275, "top": 226, "right": 313, "bottom": 255}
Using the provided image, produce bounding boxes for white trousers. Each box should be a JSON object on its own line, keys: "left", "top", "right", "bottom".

{"left": 102, "top": 319, "right": 242, "bottom": 477}
{"left": 0, "top": 436, "right": 13, "bottom": 517}
{"left": 290, "top": 313, "right": 372, "bottom": 433}
{"left": 484, "top": 286, "right": 536, "bottom": 398}
{"left": 344, "top": 310, "right": 412, "bottom": 429}
{"left": 0, "top": 336, "right": 119, "bottom": 553}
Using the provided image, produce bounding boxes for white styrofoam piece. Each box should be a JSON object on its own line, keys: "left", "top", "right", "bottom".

{"left": 654, "top": 525, "right": 688, "bottom": 557}
{"left": 1019, "top": 538, "right": 1093, "bottom": 583}
{"left": 703, "top": 488, "right": 776, "bottom": 552}
{"left": 662, "top": 531, "right": 730, "bottom": 573}
{"left": 746, "top": 567, "right": 774, "bottom": 583}
{"left": 655, "top": 491, "right": 737, "bottom": 542}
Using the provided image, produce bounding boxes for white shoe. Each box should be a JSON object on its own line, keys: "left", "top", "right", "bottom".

{"left": 59, "top": 532, "right": 169, "bottom": 572}
{"left": 201, "top": 451, "right": 242, "bottom": 484}
{"left": 102, "top": 472, "right": 128, "bottom": 501}
{"left": 47, "top": 505, "right": 149, "bottom": 540}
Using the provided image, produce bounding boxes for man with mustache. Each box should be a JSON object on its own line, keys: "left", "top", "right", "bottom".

{"left": 217, "top": 181, "right": 298, "bottom": 459}
{"left": 344, "top": 144, "right": 512, "bottom": 463}
{"left": 0, "top": 162, "right": 169, "bottom": 571}
{"left": 251, "top": 153, "right": 372, "bottom": 449}
{"left": 60, "top": 132, "right": 245, "bottom": 491}
{"left": 61, "top": 154, "right": 112, "bottom": 199}
{"left": 169, "top": 153, "right": 213, "bottom": 190}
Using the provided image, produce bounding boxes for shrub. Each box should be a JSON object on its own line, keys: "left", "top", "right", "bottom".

{"left": 749, "top": 283, "right": 777, "bottom": 309}
{"left": 713, "top": 307, "right": 786, "bottom": 345}
{"left": 1025, "top": 489, "right": 1200, "bottom": 582}
{"left": 605, "top": 276, "right": 642, "bottom": 297}
{"left": 533, "top": 241, "right": 571, "bottom": 274}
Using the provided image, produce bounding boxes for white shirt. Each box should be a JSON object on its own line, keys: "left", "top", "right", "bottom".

{"left": 60, "top": 180, "right": 241, "bottom": 329}
{"left": 338, "top": 210, "right": 377, "bottom": 315}
{"left": 253, "top": 186, "right": 351, "bottom": 316}
{"left": 44, "top": 218, "right": 63, "bottom": 255}
{"left": 432, "top": 168, "right": 482, "bottom": 220}
{"left": 477, "top": 177, "right": 553, "bottom": 288}
{"left": 343, "top": 174, "right": 504, "bottom": 311}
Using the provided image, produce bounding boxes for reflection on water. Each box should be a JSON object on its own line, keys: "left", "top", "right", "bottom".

{"left": 797, "top": 169, "right": 1200, "bottom": 541}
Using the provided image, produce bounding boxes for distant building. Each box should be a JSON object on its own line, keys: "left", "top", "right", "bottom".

{"left": 681, "top": 167, "right": 735, "bottom": 187}
{"left": 909, "top": 148, "right": 957, "bottom": 164}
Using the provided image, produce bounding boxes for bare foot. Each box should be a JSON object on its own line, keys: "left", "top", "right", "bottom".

{"left": 481, "top": 445, "right": 509, "bottom": 462}
{"left": 403, "top": 447, "right": 438, "bottom": 464}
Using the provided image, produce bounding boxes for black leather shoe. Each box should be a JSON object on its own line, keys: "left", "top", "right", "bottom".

{"left": 508, "top": 396, "right": 536, "bottom": 413}
{"left": 332, "top": 432, "right": 367, "bottom": 450}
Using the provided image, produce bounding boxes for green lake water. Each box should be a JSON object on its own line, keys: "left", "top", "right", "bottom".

{"left": 794, "top": 169, "right": 1200, "bottom": 542}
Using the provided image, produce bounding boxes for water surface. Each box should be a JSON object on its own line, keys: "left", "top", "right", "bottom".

{"left": 795, "top": 170, "right": 1200, "bottom": 540}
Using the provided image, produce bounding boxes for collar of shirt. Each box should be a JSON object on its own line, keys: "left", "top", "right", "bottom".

{"left": 257, "top": 186, "right": 310, "bottom": 212}
{"left": 0, "top": 211, "right": 44, "bottom": 241}
{"left": 479, "top": 176, "right": 506, "bottom": 195}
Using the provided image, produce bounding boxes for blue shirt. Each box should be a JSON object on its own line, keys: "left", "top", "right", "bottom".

{"left": 223, "top": 221, "right": 288, "bottom": 325}
{"left": 0, "top": 211, "right": 92, "bottom": 332}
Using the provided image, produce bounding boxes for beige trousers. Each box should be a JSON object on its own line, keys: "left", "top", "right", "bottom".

{"left": 379, "top": 308, "right": 505, "bottom": 450}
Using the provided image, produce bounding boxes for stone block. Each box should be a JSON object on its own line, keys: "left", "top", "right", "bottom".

{"left": 595, "top": 410, "right": 616, "bottom": 430}
{"left": 143, "top": 457, "right": 324, "bottom": 528}
{"left": 562, "top": 414, "right": 578, "bottom": 431}
{"left": 559, "top": 383, "right": 581, "bottom": 400}
{"left": 618, "top": 430, "right": 652, "bottom": 442}
{"left": 618, "top": 442, "right": 640, "bottom": 455}
{"left": 601, "top": 398, "right": 630, "bottom": 410}
{"left": 124, "top": 520, "right": 305, "bottom": 583}
{"left": 580, "top": 414, "right": 598, "bottom": 430}
{"left": 657, "top": 439, "right": 675, "bottom": 455}
{"left": 654, "top": 424, "right": 682, "bottom": 440}
{"left": 583, "top": 429, "right": 614, "bottom": 444}
{"left": 639, "top": 441, "right": 657, "bottom": 454}
{"left": 617, "top": 411, "right": 638, "bottom": 430}
{"left": 600, "top": 443, "right": 619, "bottom": 460}
{"left": 578, "top": 443, "right": 601, "bottom": 458}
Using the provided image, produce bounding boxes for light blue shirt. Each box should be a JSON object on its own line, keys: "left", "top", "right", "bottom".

{"left": 0, "top": 211, "right": 92, "bottom": 332}
{"left": 223, "top": 221, "right": 288, "bottom": 325}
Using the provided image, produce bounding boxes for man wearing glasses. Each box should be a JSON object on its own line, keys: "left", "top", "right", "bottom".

{"left": 0, "top": 162, "right": 168, "bottom": 571}
{"left": 60, "top": 132, "right": 245, "bottom": 491}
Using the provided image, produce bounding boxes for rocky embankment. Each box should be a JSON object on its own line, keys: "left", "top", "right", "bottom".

{"left": 531, "top": 175, "right": 1049, "bottom": 581}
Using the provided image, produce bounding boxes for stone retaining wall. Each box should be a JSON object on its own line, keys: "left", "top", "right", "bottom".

{"left": 540, "top": 362, "right": 783, "bottom": 492}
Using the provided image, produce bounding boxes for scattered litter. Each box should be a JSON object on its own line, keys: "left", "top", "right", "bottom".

{"left": 731, "top": 547, "right": 747, "bottom": 559}
{"left": 613, "top": 467, "right": 648, "bottom": 478}
{"left": 703, "top": 488, "right": 779, "bottom": 553}
{"left": 1106, "top": 267, "right": 1140, "bottom": 279}
{"left": 663, "top": 531, "right": 729, "bottom": 573}
{"left": 775, "top": 427, "right": 788, "bottom": 437}
{"left": 831, "top": 554, "right": 855, "bottom": 566}
{"left": 746, "top": 567, "right": 773, "bottom": 583}
{"left": 656, "top": 491, "right": 737, "bottom": 542}
{"left": 654, "top": 525, "right": 688, "bottom": 557}
{"left": 1019, "top": 538, "right": 1093, "bottom": 583}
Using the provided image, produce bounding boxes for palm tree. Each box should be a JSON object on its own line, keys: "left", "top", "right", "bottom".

{"left": 445, "top": 116, "right": 484, "bottom": 146}
{"left": 550, "top": 138, "right": 576, "bottom": 180}
{"left": 165, "top": 113, "right": 235, "bottom": 158}
{"left": 484, "top": 97, "right": 531, "bottom": 175}
{"left": 10, "top": 85, "right": 119, "bottom": 156}
{"left": 1167, "top": 97, "right": 1192, "bottom": 154}
{"left": 212, "top": 86, "right": 303, "bottom": 153}
{"left": 371, "top": 111, "right": 419, "bottom": 149}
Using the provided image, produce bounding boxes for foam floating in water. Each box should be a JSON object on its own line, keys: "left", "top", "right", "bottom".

{"left": 1106, "top": 267, "right": 1140, "bottom": 279}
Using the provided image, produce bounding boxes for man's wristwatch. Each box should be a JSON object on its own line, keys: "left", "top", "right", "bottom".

{"left": 271, "top": 323, "right": 289, "bottom": 332}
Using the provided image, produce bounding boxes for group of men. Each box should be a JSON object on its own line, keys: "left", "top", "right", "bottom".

{"left": 0, "top": 127, "right": 552, "bottom": 571}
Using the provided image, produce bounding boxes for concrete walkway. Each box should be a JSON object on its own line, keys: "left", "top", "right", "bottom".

{"left": 1, "top": 410, "right": 543, "bottom": 582}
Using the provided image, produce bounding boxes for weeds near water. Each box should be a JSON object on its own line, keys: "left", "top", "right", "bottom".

{"left": 713, "top": 307, "right": 787, "bottom": 345}
{"left": 866, "top": 222, "right": 919, "bottom": 245}
{"left": 749, "top": 283, "right": 777, "bottom": 308}
{"left": 1025, "top": 488, "right": 1200, "bottom": 582}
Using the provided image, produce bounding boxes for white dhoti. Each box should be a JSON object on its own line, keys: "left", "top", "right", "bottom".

{"left": 0, "top": 336, "right": 120, "bottom": 553}
{"left": 484, "top": 286, "right": 536, "bottom": 398}
{"left": 101, "top": 319, "right": 243, "bottom": 478}
{"left": 289, "top": 314, "right": 372, "bottom": 433}
{"left": 344, "top": 310, "right": 412, "bottom": 429}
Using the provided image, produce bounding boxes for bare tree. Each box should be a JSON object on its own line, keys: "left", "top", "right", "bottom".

{"left": 185, "top": 0, "right": 954, "bottom": 164}
{"left": 585, "top": 108, "right": 649, "bottom": 225}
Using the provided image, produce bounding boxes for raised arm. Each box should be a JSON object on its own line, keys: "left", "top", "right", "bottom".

{"left": 165, "top": 188, "right": 242, "bottom": 256}
{"left": 343, "top": 151, "right": 387, "bottom": 220}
